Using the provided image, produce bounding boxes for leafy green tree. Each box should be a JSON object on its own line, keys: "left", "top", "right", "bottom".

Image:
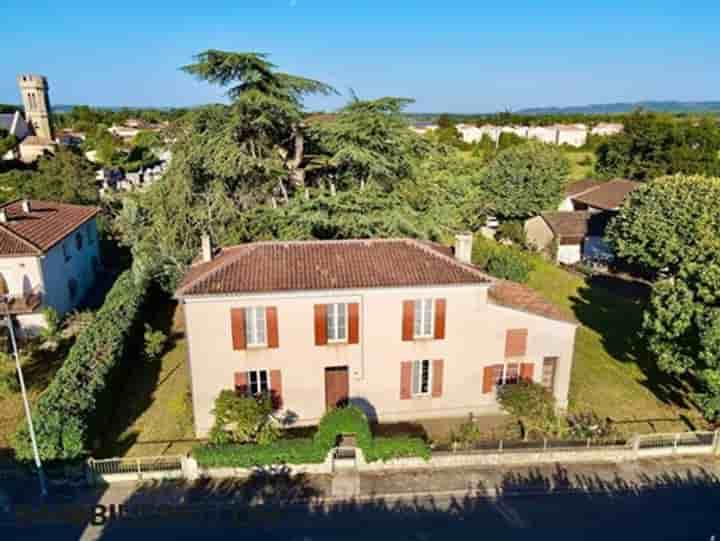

{"left": 605, "top": 175, "right": 720, "bottom": 275}
{"left": 595, "top": 112, "right": 720, "bottom": 180}
{"left": 479, "top": 141, "right": 569, "bottom": 220}
{"left": 642, "top": 247, "right": 720, "bottom": 419}
{"left": 209, "top": 390, "right": 279, "bottom": 445}
{"left": 497, "top": 380, "right": 560, "bottom": 440}
{"left": 310, "top": 96, "right": 431, "bottom": 190}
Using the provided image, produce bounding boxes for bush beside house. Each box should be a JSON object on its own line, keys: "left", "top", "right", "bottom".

{"left": 193, "top": 405, "right": 430, "bottom": 468}
{"left": 13, "top": 270, "right": 148, "bottom": 461}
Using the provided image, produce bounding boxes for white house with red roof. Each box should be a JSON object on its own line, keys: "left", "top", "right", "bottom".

{"left": 0, "top": 199, "right": 101, "bottom": 335}
{"left": 176, "top": 234, "right": 578, "bottom": 436}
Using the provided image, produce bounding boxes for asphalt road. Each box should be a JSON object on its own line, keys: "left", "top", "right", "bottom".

{"left": 3, "top": 485, "right": 720, "bottom": 540}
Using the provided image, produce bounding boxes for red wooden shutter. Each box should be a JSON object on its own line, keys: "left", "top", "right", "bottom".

{"left": 270, "top": 369, "right": 282, "bottom": 409}
{"left": 505, "top": 329, "right": 528, "bottom": 357}
{"left": 400, "top": 361, "right": 412, "bottom": 399}
{"left": 482, "top": 365, "right": 495, "bottom": 394}
{"left": 520, "top": 362, "right": 534, "bottom": 382}
{"left": 348, "top": 302, "right": 360, "bottom": 344}
{"left": 266, "top": 307, "right": 279, "bottom": 348}
{"left": 314, "top": 304, "right": 328, "bottom": 346}
{"left": 402, "top": 301, "right": 415, "bottom": 341}
{"left": 231, "top": 308, "right": 246, "bottom": 350}
{"left": 432, "top": 359, "right": 444, "bottom": 397}
{"left": 234, "top": 371, "right": 248, "bottom": 395}
{"left": 434, "top": 298, "right": 446, "bottom": 340}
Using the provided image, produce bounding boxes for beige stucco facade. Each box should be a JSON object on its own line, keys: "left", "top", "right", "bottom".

{"left": 182, "top": 283, "right": 577, "bottom": 437}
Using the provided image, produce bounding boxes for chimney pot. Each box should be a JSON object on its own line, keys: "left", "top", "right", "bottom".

{"left": 454, "top": 233, "right": 473, "bottom": 264}
{"left": 201, "top": 234, "right": 212, "bottom": 263}
{"left": 0, "top": 210, "right": 6, "bottom": 223}
{"left": 22, "top": 200, "right": 31, "bottom": 213}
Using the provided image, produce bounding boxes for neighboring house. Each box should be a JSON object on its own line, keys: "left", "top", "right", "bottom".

{"left": 591, "top": 123, "right": 624, "bottom": 137}
{"left": 409, "top": 122, "right": 438, "bottom": 135}
{"left": 526, "top": 179, "right": 639, "bottom": 264}
{"left": 527, "top": 126, "right": 557, "bottom": 144}
{"left": 555, "top": 125, "right": 588, "bottom": 147}
{"left": 525, "top": 212, "right": 611, "bottom": 265}
{"left": 456, "top": 124, "right": 484, "bottom": 143}
{"left": 0, "top": 111, "right": 31, "bottom": 160}
{"left": 0, "top": 199, "right": 101, "bottom": 335}
{"left": 176, "top": 236, "right": 578, "bottom": 437}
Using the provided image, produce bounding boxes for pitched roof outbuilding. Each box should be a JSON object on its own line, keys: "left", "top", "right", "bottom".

{"left": 0, "top": 200, "right": 100, "bottom": 256}
{"left": 177, "top": 238, "right": 578, "bottom": 325}
{"left": 541, "top": 211, "right": 611, "bottom": 244}
{"left": 571, "top": 179, "right": 639, "bottom": 210}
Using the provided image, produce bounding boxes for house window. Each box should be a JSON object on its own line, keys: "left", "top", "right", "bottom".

{"left": 327, "top": 303, "right": 347, "bottom": 342}
{"left": 411, "top": 359, "right": 432, "bottom": 397}
{"left": 496, "top": 363, "right": 520, "bottom": 386}
{"left": 244, "top": 306, "right": 266, "bottom": 347}
{"left": 247, "top": 369, "right": 269, "bottom": 395}
{"left": 75, "top": 232, "right": 83, "bottom": 250}
{"left": 413, "top": 298, "right": 434, "bottom": 338}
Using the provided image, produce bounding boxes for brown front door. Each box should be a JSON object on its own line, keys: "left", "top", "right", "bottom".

{"left": 325, "top": 366, "right": 349, "bottom": 410}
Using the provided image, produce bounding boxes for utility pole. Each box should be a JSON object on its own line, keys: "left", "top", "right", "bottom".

{"left": 5, "top": 305, "right": 47, "bottom": 497}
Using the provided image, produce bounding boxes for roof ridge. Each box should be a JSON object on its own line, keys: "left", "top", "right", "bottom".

{"left": 404, "top": 238, "right": 495, "bottom": 283}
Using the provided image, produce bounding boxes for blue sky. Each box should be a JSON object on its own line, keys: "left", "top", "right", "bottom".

{"left": 1, "top": 1, "right": 718, "bottom": 112}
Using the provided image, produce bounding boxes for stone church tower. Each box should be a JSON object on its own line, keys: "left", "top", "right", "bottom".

{"left": 17, "top": 74, "right": 53, "bottom": 140}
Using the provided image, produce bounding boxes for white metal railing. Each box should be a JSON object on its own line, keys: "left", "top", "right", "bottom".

{"left": 87, "top": 455, "right": 184, "bottom": 478}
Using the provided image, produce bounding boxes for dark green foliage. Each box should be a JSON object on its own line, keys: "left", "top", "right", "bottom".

{"left": 595, "top": 112, "right": 720, "bottom": 181}
{"left": 313, "top": 406, "right": 373, "bottom": 453}
{"left": 496, "top": 221, "right": 527, "bottom": 246}
{"left": 472, "top": 237, "right": 534, "bottom": 283}
{"left": 208, "top": 391, "right": 279, "bottom": 445}
{"left": 13, "top": 270, "right": 148, "bottom": 461}
{"left": 193, "top": 438, "right": 326, "bottom": 468}
{"left": 364, "top": 436, "right": 431, "bottom": 462}
{"left": 0, "top": 359, "right": 19, "bottom": 395}
{"left": 497, "top": 380, "right": 559, "bottom": 439}
{"left": 480, "top": 142, "right": 569, "bottom": 220}
{"left": 143, "top": 324, "right": 167, "bottom": 361}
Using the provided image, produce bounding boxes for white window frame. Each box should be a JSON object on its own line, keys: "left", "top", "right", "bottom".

{"left": 326, "top": 302, "right": 348, "bottom": 343}
{"left": 245, "top": 306, "right": 267, "bottom": 347}
{"left": 411, "top": 359, "right": 432, "bottom": 397}
{"left": 497, "top": 363, "right": 520, "bottom": 386}
{"left": 413, "top": 298, "right": 434, "bottom": 339}
{"left": 247, "top": 369, "right": 270, "bottom": 395}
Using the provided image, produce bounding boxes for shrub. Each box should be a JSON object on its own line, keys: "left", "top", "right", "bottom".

{"left": 143, "top": 324, "right": 167, "bottom": 361}
{"left": 472, "top": 237, "right": 534, "bottom": 283}
{"left": 365, "top": 436, "right": 431, "bottom": 462}
{"left": 450, "top": 414, "right": 484, "bottom": 449}
{"left": 209, "top": 391, "right": 279, "bottom": 446}
{"left": 313, "top": 406, "right": 373, "bottom": 453}
{"left": 39, "top": 307, "right": 61, "bottom": 344}
{"left": 193, "top": 438, "right": 327, "bottom": 468}
{"left": 497, "top": 380, "right": 559, "bottom": 440}
{"left": 13, "top": 270, "right": 148, "bottom": 461}
{"left": 566, "top": 411, "right": 616, "bottom": 440}
{"left": 496, "top": 221, "right": 526, "bottom": 246}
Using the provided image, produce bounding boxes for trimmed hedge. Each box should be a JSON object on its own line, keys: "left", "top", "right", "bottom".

{"left": 13, "top": 270, "right": 148, "bottom": 461}
{"left": 472, "top": 237, "right": 535, "bottom": 284}
{"left": 193, "top": 405, "right": 431, "bottom": 468}
{"left": 365, "top": 436, "right": 431, "bottom": 463}
{"left": 313, "top": 406, "right": 373, "bottom": 454}
{"left": 193, "top": 438, "right": 326, "bottom": 468}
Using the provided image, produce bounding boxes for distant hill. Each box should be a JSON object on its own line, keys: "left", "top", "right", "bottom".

{"left": 518, "top": 101, "right": 720, "bottom": 115}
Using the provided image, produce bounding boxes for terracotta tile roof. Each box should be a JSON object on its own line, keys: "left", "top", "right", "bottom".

{"left": 177, "top": 238, "right": 577, "bottom": 325}
{"left": 564, "top": 179, "right": 605, "bottom": 197}
{"left": 571, "top": 179, "right": 639, "bottom": 210}
{"left": 541, "top": 212, "right": 611, "bottom": 244}
{"left": 0, "top": 200, "right": 100, "bottom": 256}
{"left": 177, "top": 239, "right": 491, "bottom": 296}
{"left": 488, "top": 280, "right": 578, "bottom": 324}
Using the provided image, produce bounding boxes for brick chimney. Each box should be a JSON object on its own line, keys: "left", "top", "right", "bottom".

{"left": 21, "top": 199, "right": 31, "bottom": 213}
{"left": 454, "top": 233, "right": 473, "bottom": 264}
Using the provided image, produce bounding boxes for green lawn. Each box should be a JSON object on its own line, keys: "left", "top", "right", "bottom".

{"left": 527, "top": 259, "right": 706, "bottom": 435}
{"left": 96, "top": 300, "right": 195, "bottom": 458}
{"left": 564, "top": 150, "right": 595, "bottom": 181}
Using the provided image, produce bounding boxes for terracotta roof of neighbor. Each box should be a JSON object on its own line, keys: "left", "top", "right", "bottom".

{"left": 541, "top": 212, "right": 611, "bottom": 244}
{"left": 177, "top": 238, "right": 578, "bottom": 325}
{"left": 564, "top": 179, "right": 605, "bottom": 197}
{"left": 0, "top": 200, "right": 100, "bottom": 256}
{"left": 571, "top": 179, "right": 639, "bottom": 210}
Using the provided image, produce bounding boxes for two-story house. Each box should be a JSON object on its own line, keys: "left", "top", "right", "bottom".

{"left": 0, "top": 199, "right": 101, "bottom": 335}
{"left": 176, "top": 235, "right": 578, "bottom": 437}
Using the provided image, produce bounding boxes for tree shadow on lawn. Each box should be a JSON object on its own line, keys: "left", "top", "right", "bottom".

{"left": 94, "top": 288, "right": 181, "bottom": 458}
{"left": 569, "top": 274, "right": 694, "bottom": 412}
